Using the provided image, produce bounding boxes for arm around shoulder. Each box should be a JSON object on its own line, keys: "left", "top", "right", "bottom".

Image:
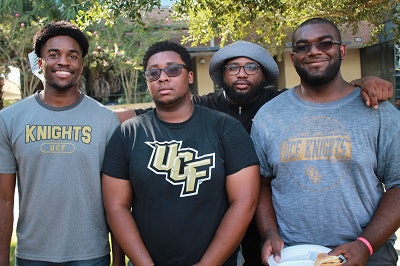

{"left": 352, "top": 76, "right": 393, "bottom": 108}
{"left": 114, "top": 108, "right": 137, "bottom": 123}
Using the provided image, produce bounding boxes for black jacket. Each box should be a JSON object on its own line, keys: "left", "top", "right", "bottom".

{"left": 192, "top": 88, "right": 285, "bottom": 133}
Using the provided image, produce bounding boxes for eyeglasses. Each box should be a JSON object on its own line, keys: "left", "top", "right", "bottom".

{"left": 293, "top": 40, "right": 341, "bottom": 54}
{"left": 224, "top": 63, "right": 261, "bottom": 76}
{"left": 144, "top": 64, "right": 188, "bottom": 82}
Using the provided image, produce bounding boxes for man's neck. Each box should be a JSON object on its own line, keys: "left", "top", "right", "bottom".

{"left": 156, "top": 100, "right": 194, "bottom": 123}
{"left": 39, "top": 88, "right": 81, "bottom": 107}
{"left": 297, "top": 76, "right": 355, "bottom": 103}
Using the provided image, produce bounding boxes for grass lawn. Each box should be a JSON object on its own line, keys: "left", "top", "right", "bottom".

{"left": 10, "top": 232, "right": 16, "bottom": 265}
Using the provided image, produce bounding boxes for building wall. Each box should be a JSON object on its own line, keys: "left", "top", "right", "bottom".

{"left": 195, "top": 55, "right": 214, "bottom": 95}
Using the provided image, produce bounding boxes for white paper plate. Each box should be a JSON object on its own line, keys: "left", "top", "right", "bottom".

{"left": 268, "top": 244, "right": 331, "bottom": 266}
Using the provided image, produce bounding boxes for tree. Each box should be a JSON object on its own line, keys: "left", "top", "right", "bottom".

{"left": 0, "top": 14, "right": 44, "bottom": 98}
{"left": 0, "top": 0, "right": 84, "bottom": 21}
{"left": 170, "top": 0, "right": 399, "bottom": 56}
{"left": 71, "top": 0, "right": 400, "bottom": 56}
{"left": 0, "top": 0, "right": 163, "bottom": 103}
{"left": 0, "top": 77, "right": 4, "bottom": 110}
{"left": 78, "top": 14, "right": 174, "bottom": 104}
{"left": 0, "top": 0, "right": 90, "bottom": 99}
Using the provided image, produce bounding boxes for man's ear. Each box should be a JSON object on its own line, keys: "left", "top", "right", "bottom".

{"left": 290, "top": 53, "right": 295, "bottom": 64}
{"left": 340, "top": 44, "right": 347, "bottom": 60}
{"left": 38, "top": 57, "right": 43, "bottom": 69}
{"left": 188, "top": 71, "right": 194, "bottom": 84}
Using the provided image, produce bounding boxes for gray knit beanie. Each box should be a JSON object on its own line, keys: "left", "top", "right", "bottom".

{"left": 209, "top": 41, "right": 279, "bottom": 87}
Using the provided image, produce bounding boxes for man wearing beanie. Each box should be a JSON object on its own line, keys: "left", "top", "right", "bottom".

{"left": 115, "top": 41, "right": 393, "bottom": 265}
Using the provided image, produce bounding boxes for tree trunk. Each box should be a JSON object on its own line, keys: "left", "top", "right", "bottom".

{"left": 0, "top": 76, "right": 4, "bottom": 110}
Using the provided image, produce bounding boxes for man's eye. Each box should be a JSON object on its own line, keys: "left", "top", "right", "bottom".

{"left": 49, "top": 54, "right": 58, "bottom": 58}
{"left": 227, "top": 65, "right": 239, "bottom": 71}
{"left": 318, "top": 41, "right": 332, "bottom": 48}
{"left": 296, "top": 45, "right": 308, "bottom": 51}
{"left": 148, "top": 70, "right": 159, "bottom": 76}
{"left": 245, "top": 64, "right": 258, "bottom": 70}
{"left": 166, "top": 66, "right": 179, "bottom": 73}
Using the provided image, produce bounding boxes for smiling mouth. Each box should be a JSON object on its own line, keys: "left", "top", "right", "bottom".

{"left": 305, "top": 58, "right": 328, "bottom": 64}
{"left": 55, "top": 71, "right": 72, "bottom": 77}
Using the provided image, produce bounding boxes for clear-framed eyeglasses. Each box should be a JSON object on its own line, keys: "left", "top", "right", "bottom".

{"left": 144, "top": 64, "right": 188, "bottom": 82}
{"left": 224, "top": 63, "right": 261, "bottom": 76}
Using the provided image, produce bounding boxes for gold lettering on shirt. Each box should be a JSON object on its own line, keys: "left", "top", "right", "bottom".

{"left": 146, "top": 140, "right": 215, "bottom": 197}
{"left": 25, "top": 125, "right": 92, "bottom": 144}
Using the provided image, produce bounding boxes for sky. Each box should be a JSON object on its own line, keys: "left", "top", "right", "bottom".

{"left": 161, "top": 0, "right": 174, "bottom": 6}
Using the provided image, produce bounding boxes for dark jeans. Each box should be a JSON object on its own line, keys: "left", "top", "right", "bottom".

{"left": 367, "top": 241, "right": 398, "bottom": 266}
{"left": 16, "top": 254, "right": 110, "bottom": 266}
{"left": 241, "top": 219, "right": 263, "bottom": 265}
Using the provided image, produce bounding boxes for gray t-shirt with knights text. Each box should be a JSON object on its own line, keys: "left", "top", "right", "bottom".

{"left": 0, "top": 92, "right": 120, "bottom": 262}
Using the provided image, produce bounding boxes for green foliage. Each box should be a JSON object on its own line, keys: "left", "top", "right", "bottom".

{"left": 81, "top": 16, "right": 169, "bottom": 103}
{"left": 0, "top": 0, "right": 167, "bottom": 103}
{"left": 0, "top": 0, "right": 85, "bottom": 21}
{"left": 171, "top": 0, "right": 399, "bottom": 56}
{"left": 76, "top": 0, "right": 162, "bottom": 27}
{"left": 3, "top": 0, "right": 396, "bottom": 103}
{"left": 0, "top": 13, "right": 44, "bottom": 97}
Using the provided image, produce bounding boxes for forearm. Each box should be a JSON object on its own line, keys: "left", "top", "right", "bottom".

{"left": 196, "top": 166, "right": 259, "bottom": 265}
{"left": 111, "top": 233, "right": 126, "bottom": 266}
{"left": 197, "top": 200, "right": 257, "bottom": 265}
{"left": 0, "top": 173, "right": 16, "bottom": 266}
{"left": 114, "top": 108, "right": 137, "bottom": 123}
{"left": 106, "top": 207, "right": 154, "bottom": 266}
{"left": 358, "top": 187, "right": 400, "bottom": 251}
{"left": 256, "top": 178, "right": 280, "bottom": 240}
{"left": 0, "top": 198, "right": 14, "bottom": 265}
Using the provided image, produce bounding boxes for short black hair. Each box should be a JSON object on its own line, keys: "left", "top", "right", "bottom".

{"left": 33, "top": 21, "right": 89, "bottom": 58}
{"left": 292, "top": 17, "right": 342, "bottom": 46}
{"left": 142, "top": 40, "right": 192, "bottom": 71}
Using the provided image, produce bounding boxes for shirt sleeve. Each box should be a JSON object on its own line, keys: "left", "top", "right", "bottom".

{"left": 220, "top": 116, "right": 259, "bottom": 176}
{"left": 102, "top": 125, "right": 130, "bottom": 179}
{"left": 377, "top": 103, "right": 400, "bottom": 189}
{"left": 0, "top": 114, "right": 17, "bottom": 174}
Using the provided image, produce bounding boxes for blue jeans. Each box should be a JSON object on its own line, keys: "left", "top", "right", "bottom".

{"left": 16, "top": 254, "right": 110, "bottom": 266}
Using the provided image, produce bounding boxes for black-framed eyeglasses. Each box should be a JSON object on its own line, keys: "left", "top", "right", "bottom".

{"left": 293, "top": 40, "right": 341, "bottom": 54}
{"left": 224, "top": 63, "right": 261, "bottom": 76}
{"left": 144, "top": 64, "right": 188, "bottom": 82}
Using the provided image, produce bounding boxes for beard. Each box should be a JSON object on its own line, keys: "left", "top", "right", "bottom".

{"left": 222, "top": 80, "right": 266, "bottom": 106}
{"left": 294, "top": 56, "right": 342, "bottom": 86}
